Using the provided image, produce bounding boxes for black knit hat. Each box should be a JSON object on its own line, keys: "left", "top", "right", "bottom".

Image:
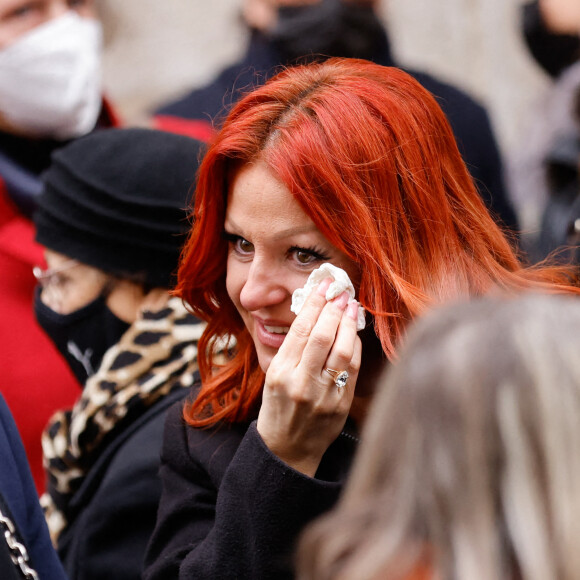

{"left": 34, "top": 128, "right": 204, "bottom": 288}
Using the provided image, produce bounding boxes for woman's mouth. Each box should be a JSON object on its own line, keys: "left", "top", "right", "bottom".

{"left": 263, "top": 325, "right": 290, "bottom": 335}
{"left": 254, "top": 319, "right": 291, "bottom": 348}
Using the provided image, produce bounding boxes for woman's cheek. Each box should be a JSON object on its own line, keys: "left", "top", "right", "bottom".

{"left": 225, "top": 257, "right": 242, "bottom": 309}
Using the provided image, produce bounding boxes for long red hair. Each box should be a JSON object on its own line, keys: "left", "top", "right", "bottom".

{"left": 175, "top": 58, "right": 578, "bottom": 427}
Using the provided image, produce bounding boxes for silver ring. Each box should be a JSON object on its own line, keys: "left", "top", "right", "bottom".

{"left": 324, "top": 367, "right": 349, "bottom": 390}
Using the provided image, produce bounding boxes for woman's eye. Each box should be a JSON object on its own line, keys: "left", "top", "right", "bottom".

{"left": 239, "top": 239, "right": 253, "bottom": 252}
{"left": 68, "top": 0, "right": 93, "bottom": 11}
{"left": 291, "top": 246, "right": 330, "bottom": 266}
{"left": 51, "top": 273, "right": 67, "bottom": 288}
{"left": 7, "top": 2, "right": 38, "bottom": 19}
{"left": 295, "top": 250, "right": 317, "bottom": 265}
{"left": 228, "top": 235, "right": 253, "bottom": 255}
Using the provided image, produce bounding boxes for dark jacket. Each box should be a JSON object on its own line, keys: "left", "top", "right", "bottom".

{"left": 56, "top": 387, "right": 188, "bottom": 580}
{"left": 156, "top": 28, "right": 518, "bottom": 233}
{"left": 143, "top": 395, "right": 359, "bottom": 580}
{"left": 0, "top": 394, "right": 66, "bottom": 580}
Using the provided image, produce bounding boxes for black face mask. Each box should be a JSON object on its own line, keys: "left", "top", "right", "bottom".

{"left": 268, "top": 0, "right": 385, "bottom": 62}
{"left": 34, "top": 286, "right": 131, "bottom": 386}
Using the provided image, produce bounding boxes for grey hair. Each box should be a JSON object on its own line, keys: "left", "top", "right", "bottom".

{"left": 297, "top": 293, "right": 580, "bottom": 580}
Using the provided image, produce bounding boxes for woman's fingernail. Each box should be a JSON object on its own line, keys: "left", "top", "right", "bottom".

{"left": 334, "top": 292, "right": 349, "bottom": 309}
{"left": 347, "top": 301, "right": 359, "bottom": 320}
{"left": 317, "top": 278, "right": 332, "bottom": 297}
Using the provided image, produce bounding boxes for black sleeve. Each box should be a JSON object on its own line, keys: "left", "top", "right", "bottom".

{"left": 144, "top": 405, "right": 343, "bottom": 580}
{"left": 57, "top": 404, "right": 170, "bottom": 580}
{"left": 0, "top": 396, "right": 67, "bottom": 580}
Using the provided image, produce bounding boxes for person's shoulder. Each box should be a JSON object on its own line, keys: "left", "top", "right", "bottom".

{"left": 155, "top": 34, "right": 280, "bottom": 123}
{"left": 162, "top": 385, "right": 250, "bottom": 480}
{"left": 171, "top": 396, "right": 249, "bottom": 452}
{"left": 70, "top": 386, "right": 191, "bottom": 503}
{"left": 155, "top": 59, "right": 250, "bottom": 122}
{"left": 163, "top": 384, "right": 198, "bottom": 439}
{"left": 111, "top": 386, "right": 191, "bottom": 465}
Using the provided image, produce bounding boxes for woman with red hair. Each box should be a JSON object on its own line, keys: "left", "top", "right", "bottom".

{"left": 143, "top": 58, "right": 579, "bottom": 580}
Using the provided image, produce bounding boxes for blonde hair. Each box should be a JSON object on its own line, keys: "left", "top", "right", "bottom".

{"left": 297, "top": 293, "right": 580, "bottom": 580}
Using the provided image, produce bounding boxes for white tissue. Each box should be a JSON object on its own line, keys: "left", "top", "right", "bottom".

{"left": 290, "top": 263, "right": 366, "bottom": 330}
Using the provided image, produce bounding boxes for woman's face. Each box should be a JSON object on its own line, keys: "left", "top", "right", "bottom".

{"left": 225, "top": 160, "right": 359, "bottom": 372}
{"left": 38, "top": 249, "right": 145, "bottom": 322}
{"left": 38, "top": 249, "right": 109, "bottom": 314}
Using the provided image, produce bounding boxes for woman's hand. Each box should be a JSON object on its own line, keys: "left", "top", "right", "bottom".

{"left": 256, "top": 278, "right": 362, "bottom": 477}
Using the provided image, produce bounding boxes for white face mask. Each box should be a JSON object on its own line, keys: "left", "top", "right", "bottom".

{"left": 0, "top": 12, "right": 103, "bottom": 140}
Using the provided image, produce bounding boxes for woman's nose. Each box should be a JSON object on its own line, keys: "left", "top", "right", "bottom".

{"left": 239, "top": 259, "right": 290, "bottom": 312}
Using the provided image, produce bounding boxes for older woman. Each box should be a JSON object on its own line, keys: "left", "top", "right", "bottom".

{"left": 143, "top": 58, "right": 579, "bottom": 580}
{"left": 34, "top": 127, "right": 205, "bottom": 580}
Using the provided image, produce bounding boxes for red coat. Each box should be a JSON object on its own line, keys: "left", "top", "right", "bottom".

{"left": 152, "top": 114, "right": 214, "bottom": 142}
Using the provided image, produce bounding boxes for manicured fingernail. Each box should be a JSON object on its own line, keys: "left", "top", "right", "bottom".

{"left": 317, "top": 278, "right": 332, "bottom": 297}
{"left": 333, "top": 292, "right": 349, "bottom": 309}
{"left": 347, "top": 301, "right": 359, "bottom": 320}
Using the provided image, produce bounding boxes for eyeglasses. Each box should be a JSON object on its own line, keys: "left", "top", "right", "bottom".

{"left": 33, "top": 259, "right": 80, "bottom": 311}
{"left": 33, "top": 259, "right": 80, "bottom": 286}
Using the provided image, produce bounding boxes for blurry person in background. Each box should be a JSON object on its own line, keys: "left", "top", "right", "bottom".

{"left": 522, "top": 0, "right": 580, "bottom": 78}
{"left": 509, "top": 0, "right": 580, "bottom": 258}
{"left": 155, "top": 0, "right": 519, "bottom": 235}
{"left": 298, "top": 293, "right": 580, "bottom": 580}
{"left": 0, "top": 0, "right": 119, "bottom": 494}
{"left": 534, "top": 86, "right": 580, "bottom": 268}
{"left": 34, "top": 127, "right": 206, "bottom": 580}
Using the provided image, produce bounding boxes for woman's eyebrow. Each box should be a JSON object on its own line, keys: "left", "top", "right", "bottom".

{"left": 224, "top": 219, "right": 319, "bottom": 242}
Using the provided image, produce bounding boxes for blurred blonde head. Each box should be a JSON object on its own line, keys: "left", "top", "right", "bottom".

{"left": 298, "top": 293, "right": 580, "bottom": 580}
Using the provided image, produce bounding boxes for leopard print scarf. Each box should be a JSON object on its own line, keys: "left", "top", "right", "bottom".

{"left": 40, "top": 296, "right": 204, "bottom": 543}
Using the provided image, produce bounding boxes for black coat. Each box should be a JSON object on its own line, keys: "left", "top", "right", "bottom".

{"left": 57, "top": 387, "right": 188, "bottom": 580}
{"left": 143, "top": 396, "right": 359, "bottom": 580}
{"left": 0, "top": 394, "right": 66, "bottom": 580}
{"left": 157, "top": 28, "right": 519, "bottom": 233}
